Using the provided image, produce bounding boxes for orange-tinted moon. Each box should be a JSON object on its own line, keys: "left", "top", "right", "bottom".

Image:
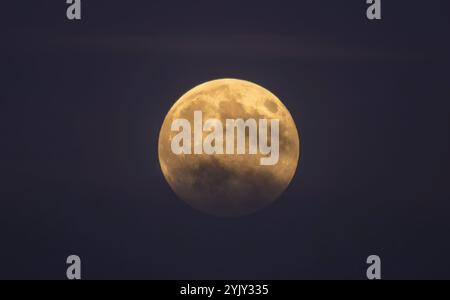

{"left": 158, "top": 79, "right": 300, "bottom": 216}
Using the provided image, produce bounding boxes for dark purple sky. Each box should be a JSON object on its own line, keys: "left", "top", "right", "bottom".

{"left": 0, "top": 0, "right": 449, "bottom": 279}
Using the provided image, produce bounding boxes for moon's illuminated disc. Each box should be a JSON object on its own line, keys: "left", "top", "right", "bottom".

{"left": 158, "top": 79, "right": 300, "bottom": 216}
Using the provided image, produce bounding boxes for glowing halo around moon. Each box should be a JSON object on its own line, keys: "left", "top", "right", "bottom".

{"left": 158, "top": 79, "right": 300, "bottom": 217}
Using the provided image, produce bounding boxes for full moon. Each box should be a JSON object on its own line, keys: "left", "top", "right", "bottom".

{"left": 158, "top": 79, "right": 300, "bottom": 217}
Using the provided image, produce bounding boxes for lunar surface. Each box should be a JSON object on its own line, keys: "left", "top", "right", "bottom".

{"left": 158, "top": 79, "right": 300, "bottom": 217}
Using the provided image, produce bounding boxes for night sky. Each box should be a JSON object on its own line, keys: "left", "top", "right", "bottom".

{"left": 1, "top": 1, "right": 449, "bottom": 279}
